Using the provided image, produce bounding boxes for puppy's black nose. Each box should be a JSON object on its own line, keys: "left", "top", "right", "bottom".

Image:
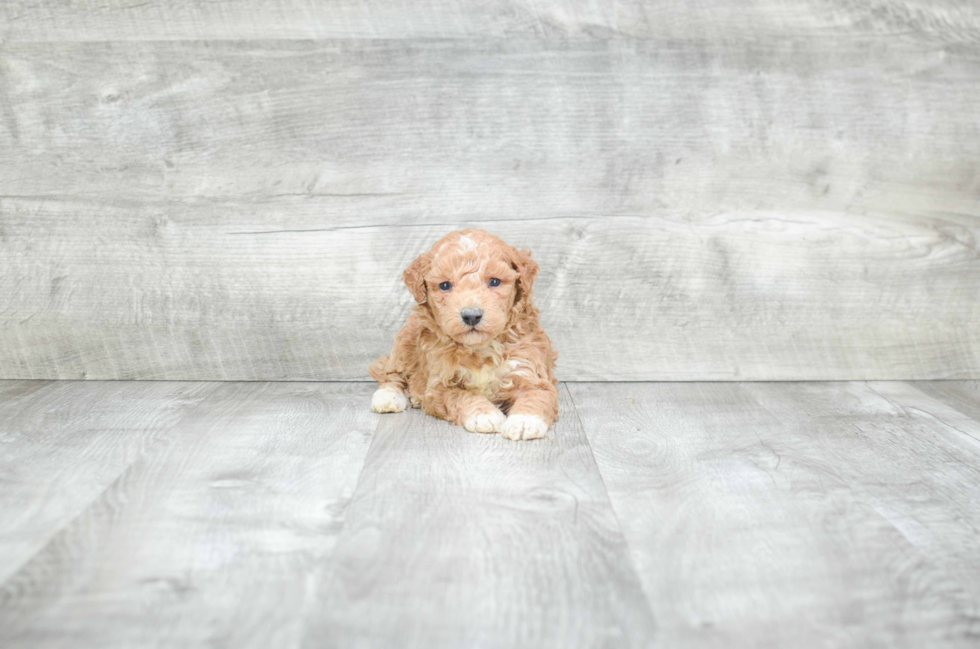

{"left": 461, "top": 307, "right": 483, "bottom": 327}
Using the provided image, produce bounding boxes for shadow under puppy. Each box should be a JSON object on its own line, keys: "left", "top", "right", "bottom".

{"left": 370, "top": 229, "right": 559, "bottom": 441}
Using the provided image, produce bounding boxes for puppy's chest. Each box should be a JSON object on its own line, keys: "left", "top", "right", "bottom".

{"left": 459, "top": 358, "right": 523, "bottom": 398}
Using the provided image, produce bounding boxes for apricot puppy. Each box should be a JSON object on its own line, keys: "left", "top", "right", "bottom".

{"left": 370, "top": 229, "right": 558, "bottom": 440}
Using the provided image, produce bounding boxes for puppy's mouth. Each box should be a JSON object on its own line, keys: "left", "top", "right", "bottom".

{"left": 460, "top": 326, "right": 490, "bottom": 343}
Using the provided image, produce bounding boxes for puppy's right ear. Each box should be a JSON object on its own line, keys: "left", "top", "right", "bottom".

{"left": 403, "top": 252, "right": 430, "bottom": 304}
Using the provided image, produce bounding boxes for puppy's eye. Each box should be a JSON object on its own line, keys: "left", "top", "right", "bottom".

{"left": 488, "top": 278, "right": 501, "bottom": 287}
{"left": 439, "top": 281, "right": 452, "bottom": 291}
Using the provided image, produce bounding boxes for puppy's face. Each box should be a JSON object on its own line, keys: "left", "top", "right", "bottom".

{"left": 404, "top": 231, "right": 534, "bottom": 346}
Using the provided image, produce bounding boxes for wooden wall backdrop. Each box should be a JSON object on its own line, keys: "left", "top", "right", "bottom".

{"left": 1, "top": 2, "right": 979, "bottom": 381}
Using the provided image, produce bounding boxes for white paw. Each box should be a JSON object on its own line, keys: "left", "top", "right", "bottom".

{"left": 410, "top": 396, "right": 422, "bottom": 409}
{"left": 500, "top": 414, "right": 549, "bottom": 441}
{"left": 463, "top": 408, "right": 506, "bottom": 434}
{"left": 371, "top": 386, "right": 408, "bottom": 413}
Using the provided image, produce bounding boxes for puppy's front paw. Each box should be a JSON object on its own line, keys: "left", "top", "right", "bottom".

{"left": 462, "top": 408, "right": 506, "bottom": 434}
{"left": 371, "top": 386, "right": 408, "bottom": 413}
{"left": 500, "top": 414, "right": 549, "bottom": 441}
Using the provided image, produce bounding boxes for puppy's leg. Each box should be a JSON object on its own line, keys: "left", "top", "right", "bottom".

{"left": 371, "top": 382, "right": 409, "bottom": 413}
{"left": 369, "top": 314, "right": 422, "bottom": 414}
{"left": 500, "top": 384, "right": 558, "bottom": 441}
{"left": 426, "top": 388, "right": 505, "bottom": 434}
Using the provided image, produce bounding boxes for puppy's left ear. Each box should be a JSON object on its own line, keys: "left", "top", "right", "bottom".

{"left": 403, "top": 252, "right": 430, "bottom": 304}
{"left": 510, "top": 247, "right": 540, "bottom": 297}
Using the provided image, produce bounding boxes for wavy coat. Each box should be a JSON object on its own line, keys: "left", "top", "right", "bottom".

{"left": 369, "top": 229, "right": 558, "bottom": 440}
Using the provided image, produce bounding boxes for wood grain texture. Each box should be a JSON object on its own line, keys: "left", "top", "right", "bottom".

{"left": 4, "top": 39, "right": 979, "bottom": 213}
{"left": 2, "top": 379, "right": 980, "bottom": 646}
{"left": 2, "top": 1, "right": 979, "bottom": 43}
{"left": 569, "top": 381, "right": 980, "bottom": 647}
{"left": 1, "top": 204, "right": 978, "bottom": 380}
{"left": 0, "top": 382, "right": 378, "bottom": 648}
{"left": 870, "top": 381, "right": 980, "bottom": 447}
{"left": 910, "top": 381, "right": 980, "bottom": 429}
{"left": 301, "top": 384, "right": 655, "bottom": 648}
{"left": 0, "top": 380, "right": 218, "bottom": 583}
{"left": 2, "top": 36, "right": 979, "bottom": 380}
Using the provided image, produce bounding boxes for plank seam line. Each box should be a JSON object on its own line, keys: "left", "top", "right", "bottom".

{"left": 290, "top": 409, "right": 386, "bottom": 643}
{"left": 562, "top": 383, "right": 658, "bottom": 624}
{"left": 0, "top": 382, "right": 224, "bottom": 591}
{"left": 870, "top": 382, "right": 980, "bottom": 449}
{"left": 909, "top": 383, "right": 980, "bottom": 423}
{"left": 224, "top": 214, "right": 615, "bottom": 235}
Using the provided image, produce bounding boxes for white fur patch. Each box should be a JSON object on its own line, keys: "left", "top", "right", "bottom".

{"left": 462, "top": 363, "right": 499, "bottom": 397}
{"left": 499, "top": 358, "right": 536, "bottom": 390}
{"left": 371, "top": 386, "right": 408, "bottom": 413}
{"left": 500, "top": 414, "right": 549, "bottom": 441}
{"left": 457, "top": 234, "right": 477, "bottom": 251}
{"left": 463, "top": 408, "right": 506, "bottom": 434}
{"left": 507, "top": 358, "right": 535, "bottom": 378}
{"left": 457, "top": 342, "right": 507, "bottom": 397}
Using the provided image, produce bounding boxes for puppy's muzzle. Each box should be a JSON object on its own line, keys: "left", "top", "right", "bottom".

{"left": 460, "top": 307, "right": 483, "bottom": 327}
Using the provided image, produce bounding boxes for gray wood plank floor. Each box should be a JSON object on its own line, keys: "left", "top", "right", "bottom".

{"left": 2, "top": 380, "right": 979, "bottom": 647}
{"left": 570, "top": 381, "right": 980, "bottom": 647}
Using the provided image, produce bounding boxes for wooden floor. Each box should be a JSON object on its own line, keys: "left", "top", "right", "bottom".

{"left": 5, "top": 4, "right": 980, "bottom": 383}
{"left": 1, "top": 380, "right": 979, "bottom": 648}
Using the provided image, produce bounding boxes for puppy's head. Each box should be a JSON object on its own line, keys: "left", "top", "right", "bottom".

{"left": 403, "top": 229, "right": 539, "bottom": 346}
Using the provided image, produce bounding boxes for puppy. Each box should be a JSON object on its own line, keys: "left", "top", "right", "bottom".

{"left": 369, "top": 229, "right": 558, "bottom": 441}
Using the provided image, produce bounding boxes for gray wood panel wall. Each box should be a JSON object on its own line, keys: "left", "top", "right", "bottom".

{"left": 1, "top": 2, "right": 979, "bottom": 381}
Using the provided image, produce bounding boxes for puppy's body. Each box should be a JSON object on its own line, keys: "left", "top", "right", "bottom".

{"left": 370, "top": 230, "right": 558, "bottom": 440}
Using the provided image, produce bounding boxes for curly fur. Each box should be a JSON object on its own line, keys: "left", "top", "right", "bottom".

{"left": 369, "top": 229, "right": 559, "bottom": 440}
